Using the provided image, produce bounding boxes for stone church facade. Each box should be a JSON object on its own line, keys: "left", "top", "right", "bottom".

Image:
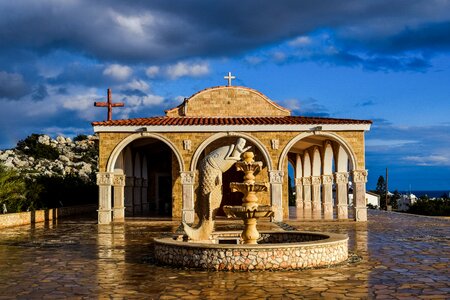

{"left": 92, "top": 85, "right": 371, "bottom": 225}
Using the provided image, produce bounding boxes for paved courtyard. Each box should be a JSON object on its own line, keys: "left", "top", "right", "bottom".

{"left": 0, "top": 210, "right": 448, "bottom": 299}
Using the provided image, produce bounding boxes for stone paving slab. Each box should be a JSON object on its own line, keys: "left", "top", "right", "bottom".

{"left": 0, "top": 210, "right": 448, "bottom": 299}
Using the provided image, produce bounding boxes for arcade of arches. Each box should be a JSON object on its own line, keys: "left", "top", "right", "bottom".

{"left": 93, "top": 85, "right": 371, "bottom": 224}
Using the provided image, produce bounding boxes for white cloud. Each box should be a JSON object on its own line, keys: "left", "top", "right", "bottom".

{"left": 142, "top": 94, "right": 164, "bottom": 106}
{"left": 146, "top": 66, "right": 160, "bottom": 78}
{"left": 289, "top": 36, "right": 312, "bottom": 47}
{"left": 110, "top": 11, "right": 154, "bottom": 36}
{"left": 103, "top": 64, "right": 132, "bottom": 81}
{"left": 403, "top": 155, "right": 450, "bottom": 166}
{"left": 366, "top": 139, "right": 417, "bottom": 148}
{"left": 122, "top": 79, "right": 150, "bottom": 91}
{"left": 165, "top": 62, "right": 209, "bottom": 79}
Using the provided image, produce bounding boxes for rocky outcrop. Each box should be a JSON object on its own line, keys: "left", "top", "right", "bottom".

{"left": 0, "top": 134, "right": 98, "bottom": 181}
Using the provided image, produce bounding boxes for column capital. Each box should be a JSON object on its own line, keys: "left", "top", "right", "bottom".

{"left": 180, "top": 171, "right": 196, "bottom": 185}
{"left": 334, "top": 172, "right": 349, "bottom": 184}
{"left": 321, "top": 174, "right": 333, "bottom": 184}
{"left": 269, "top": 170, "right": 284, "bottom": 184}
{"left": 294, "top": 178, "right": 302, "bottom": 186}
{"left": 311, "top": 175, "right": 321, "bottom": 185}
{"left": 96, "top": 172, "right": 113, "bottom": 186}
{"left": 302, "top": 177, "right": 312, "bottom": 186}
{"left": 352, "top": 170, "right": 368, "bottom": 183}
{"left": 113, "top": 174, "right": 125, "bottom": 186}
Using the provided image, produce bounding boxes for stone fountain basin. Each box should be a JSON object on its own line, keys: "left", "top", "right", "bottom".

{"left": 154, "top": 231, "right": 348, "bottom": 271}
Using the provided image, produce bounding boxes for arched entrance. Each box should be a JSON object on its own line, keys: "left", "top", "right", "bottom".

{"left": 190, "top": 134, "right": 272, "bottom": 217}
{"left": 100, "top": 133, "right": 184, "bottom": 221}
{"left": 279, "top": 132, "right": 365, "bottom": 221}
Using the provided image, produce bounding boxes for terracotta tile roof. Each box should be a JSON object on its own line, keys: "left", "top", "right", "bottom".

{"left": 92, "top": 116, "right": 372, "bottom": 126}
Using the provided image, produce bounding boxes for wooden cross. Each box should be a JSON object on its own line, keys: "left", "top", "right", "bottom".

{"left": 224, "top": 72, "right": 236, "bottom": 86}
{"left": 94, "top": 88, "right": 124, "bottom": 121}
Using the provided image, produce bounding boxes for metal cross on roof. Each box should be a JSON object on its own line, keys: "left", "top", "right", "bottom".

{"left": 224, "top": 72, "right": 236, "bottom": 86}
{"left": 94, "top": 88, "right": 124, "bottom": 121}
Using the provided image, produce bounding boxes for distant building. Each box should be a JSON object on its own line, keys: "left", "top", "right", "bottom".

{"left": 348, "top": 192, "right": 380, "bottom": 208}
{"left": 397, "top": 194, "right": 417, "bottom": 211}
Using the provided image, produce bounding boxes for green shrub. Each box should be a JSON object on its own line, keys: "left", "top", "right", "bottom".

{"left": 73, "top": 134, "right": 88, "bottom": 142}
{"left": 408, "top": 197, "right": 450, "bottom": 216}
{"left": 16, "top": 134, "right": 60, "bottom": 160}
{"left": 0, "top": 164, "right": 28, "bottom": 213}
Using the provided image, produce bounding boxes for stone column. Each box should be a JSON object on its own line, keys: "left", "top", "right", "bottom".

{"left": 124, "top": 176, "right": 134, "bottom": 215}
{"left": 141, "top": 179, "right": 148, "bottom": 213}
{"left": 334, "top": 172, "right": 349, "bottom": 219}
{"left": 311, "top": 176, "right": 322, "bottom": 219}
{"left": 134, "top": 178, "right": 142, "bottom": 214}
{"left": 269, "top": 170, "right": 284, "bottom": 222}
{"left": 112, "top": 174, "right": 125, "bottom": 221}
{"left": 97, "top": 172, "right": 113, "bottom": 225}
{"left": 302, "top": 177, "right": 312, "bottom": 219}
{"left": 321, "top": 174, "right": 334, "bottom": 220}
{"left": 181, "top": 171, "right": 195, "bottom": 224}
{"left": 294, "top": 178, "right": 303, "bottom": 210}
{"left": 352, "top": 170, "right": 368, "bottom": 222}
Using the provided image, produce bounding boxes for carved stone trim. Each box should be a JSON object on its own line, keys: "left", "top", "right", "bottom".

{"left": 294, "top": 178, "right": 302, "bottom": 186}
{"left": 334, "top": 172, "right": 349, "bottom": 184}
{"left": 113, "top": 174, "right": 125, "bottom": 186}
{"left": 352, "top": 170, "right": 368, "bottom": 183}
{"left": 269, "top": 170, "right": 284, "bottom": 184}
{"left": 321, "top": 174, "right": 333, "bottom": 184}
{"left": 271, "top": 139, "right": 279, "bottom": 150}
{"left": 183, "top": 139, "right": 192, "bottom": 151}
{"left": 302, "top": 177, "right": 312, "bottom": 186}
{"left": 180, "top": 171, "right": 195, "bottom": 185}
{"left": 311, "top": 176, "right": 321, "bottom": 185}
{"left": 96, "top": 172, "right": 113, "bottom": 186}
{"left": 142, "top": 179, "right": 148, "bottom": 187}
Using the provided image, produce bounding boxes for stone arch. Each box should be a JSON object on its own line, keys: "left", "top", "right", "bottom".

{"left": 106, "top": 132, "right": 185, "bottom": 173}
{"left": 189, "top": 132, "right": 273, "bottom": 172}
{"left": 278, "top": 132, "right": 357, "bottom": 171}
{"left": 311, "top": 146, "right": 322, "bottom": 176}
{"left": 322, "top": 141, "right": 334, "bottom": 175}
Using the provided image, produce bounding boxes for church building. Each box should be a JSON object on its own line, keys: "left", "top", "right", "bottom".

{"left": 92, "top": 75, "right": 371, "bottom": 225}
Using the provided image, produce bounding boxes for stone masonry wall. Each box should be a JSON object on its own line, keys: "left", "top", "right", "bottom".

{"left": 166, "top": 86, "right": 290, "bottom": 117}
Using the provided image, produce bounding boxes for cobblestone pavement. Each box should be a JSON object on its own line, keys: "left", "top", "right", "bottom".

{"left": 0, "top": 210, "right": 448, "bottom": 299}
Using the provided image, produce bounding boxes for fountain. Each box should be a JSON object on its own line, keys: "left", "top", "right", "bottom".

{"left": 223, "top": 151, "right": 273, "bottom": 244}
{"left": 154, "top": 139, "right": 348, "bottom": 271}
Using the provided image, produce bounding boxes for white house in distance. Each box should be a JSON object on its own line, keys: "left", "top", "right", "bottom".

{"left": 349, "top": 191, "right": 380, "bottom": 208}
{"left": 397, "top": 193, "right": 417, "bottom": 211}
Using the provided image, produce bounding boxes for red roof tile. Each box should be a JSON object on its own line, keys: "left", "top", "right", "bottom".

{"left": 92, "top": 116, "right": 372, "bottom": 126}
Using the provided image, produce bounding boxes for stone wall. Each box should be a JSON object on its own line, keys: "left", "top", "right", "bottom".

{"left": 0, "top": 205, "right": 96, "bottom": 229}
{"left": 165, "top": 86, "right": 290, "bottom": 117}
{"left": 154, "top": 231, "right": 348, "bottom": 271}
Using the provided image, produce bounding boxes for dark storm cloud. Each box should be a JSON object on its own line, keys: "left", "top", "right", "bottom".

{"left": 1, "top": 0, "right": 449, "bottom": 65}
{"left": 0, "top": 71, "right": 30, "bottom": 99}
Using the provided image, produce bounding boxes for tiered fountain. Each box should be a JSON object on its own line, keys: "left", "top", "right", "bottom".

{"left": 154, "top": 147, "right": 349, "bottom": 271}
{"left": 223, "top": 152, "right": 273, "bottom": 244}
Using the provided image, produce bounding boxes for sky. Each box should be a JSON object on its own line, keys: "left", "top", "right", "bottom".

{"left": 0, "top": 0, "right": 449, "bottom": 191}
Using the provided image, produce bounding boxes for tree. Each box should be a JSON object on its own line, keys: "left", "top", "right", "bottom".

{"left": 16, "top": 134, "right": 60, "bottom": 160}
{"left": 0, "top": 164, "right": 27, "bottom": 213}
{"left": 375, "top": 175, "right": 387, "bottom": 209}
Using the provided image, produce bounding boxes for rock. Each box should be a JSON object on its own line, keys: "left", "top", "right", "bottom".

{"left": 38, "top": 135, "right": 51, "bottom": 145}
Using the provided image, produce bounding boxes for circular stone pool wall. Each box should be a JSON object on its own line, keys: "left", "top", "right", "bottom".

{"left": 154, "top": 231, "right": 348, "bottom": 271}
